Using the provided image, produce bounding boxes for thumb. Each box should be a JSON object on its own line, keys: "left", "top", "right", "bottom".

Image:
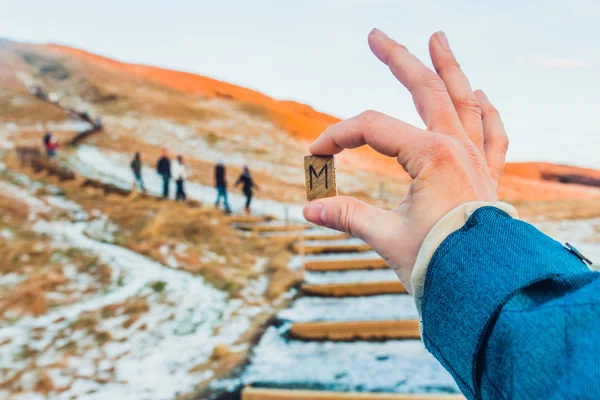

{"left": 303, "top": 196, "right": 405, "bottom": 249}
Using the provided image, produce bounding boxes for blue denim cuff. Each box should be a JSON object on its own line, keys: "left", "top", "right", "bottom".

{"left": 421, "top": 206, "right": 590, "bottom": 398}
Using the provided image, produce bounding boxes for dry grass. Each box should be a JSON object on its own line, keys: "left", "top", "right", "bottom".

{"left": 0, "top": 192, "right": 112, "bottom": 320}
{"left": 514, "top": 198, "right": 600, "bottom": 221}
{"left": 4, "top": 150, "right": 301, "bottom": 301}
{"left": 37, "top": 174, "right": 301, "bottom": 297}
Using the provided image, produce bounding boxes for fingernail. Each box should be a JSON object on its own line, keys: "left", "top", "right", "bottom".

{"left": 436, "top": 31, "right": 450, "bottom": 50}
{"left": 370, "top": 28, "right": 388, "bottom": 39}
{"left": 304, "top": 203, "right": 327, "bottom": 225}
{"left": 477, "top": 89, "right": 489, "bottom": 102}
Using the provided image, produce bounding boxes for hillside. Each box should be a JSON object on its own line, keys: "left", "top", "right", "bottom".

{"left": 2, "top": 38, "right": 600, "bottom": 400}
{"left": 1, "top": 39, "right": 600, "bottom": 206}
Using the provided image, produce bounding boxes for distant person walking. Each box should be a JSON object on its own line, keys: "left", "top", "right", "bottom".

{"left": 156, "top": 148, "right": 171, "bottom": 199}
{"left": 172, "top": 155, "right": 187, "bottom": 201}
{"left": 43, "top": 132, "right": 59, "bottom": 158}
{"left": 43, "top": 131, "right": 51, "bottom": 150}
{"left": 235, "top": 166, "right": 258, "bottom": 214}
{"left": 214, "top": 160, "right": 231, "bottom": 213}
{"left": 130, "top": 152, "right": 146, "bottom": 193}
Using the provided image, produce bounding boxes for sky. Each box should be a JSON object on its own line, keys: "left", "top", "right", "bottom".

{"left": 2, "top": 0, "right": 600, "bottom": 168}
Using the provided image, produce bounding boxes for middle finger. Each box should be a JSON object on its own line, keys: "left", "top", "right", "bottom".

{"left": 429, "top": 31, "right": 484, "bottom": 154}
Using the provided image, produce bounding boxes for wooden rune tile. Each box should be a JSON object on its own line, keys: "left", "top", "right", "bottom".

{"left": 304, "top": 155, "right": 336, "bottom": 201}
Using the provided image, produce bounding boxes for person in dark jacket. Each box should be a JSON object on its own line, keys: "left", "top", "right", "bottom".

{"left": 130, "top": 152, "right": 145, "bottom": 193}
{"left": 156, "top": 148, "right": 171, "bottom": 198}
{"left": 214, "top": 160, "right": 231, "bottom": 213}
{"left": 235, "top": 165, "right": 258, "bottom": 214}
{"left": 43, "top": 131, "right": 55, "bottom": 157}
{"left": 43, "top": 131, "right": 51, "bottom": 147}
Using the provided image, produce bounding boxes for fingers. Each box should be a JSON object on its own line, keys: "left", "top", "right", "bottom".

{"left": 475, "top": 90, "right": 508, "bottom": 184}
{"left": 367, "top": 29, "right": 463, "bottom": 135}
{"left": 429, "top": 31, "right": 484, "bottom": 154}
{"left": 304, "top": 196, "right": 406, "bottom": 251}
{"left": 309, "top": 110, "right": 433, "bottom": 179}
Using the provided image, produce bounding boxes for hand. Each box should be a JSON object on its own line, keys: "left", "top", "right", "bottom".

{"left": 303, "top": 29, "right": 508, "bottom": 293}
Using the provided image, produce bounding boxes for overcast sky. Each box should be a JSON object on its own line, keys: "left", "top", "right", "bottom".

{"left": 2, "top": 0, "right": 599, "bottom": 168}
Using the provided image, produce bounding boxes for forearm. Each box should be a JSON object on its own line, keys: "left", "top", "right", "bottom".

{"left": 416, "top": 205, "right": 600, "bottom": 399}
{"left": 481, "top": 273, "right": 600, "bottom": 398}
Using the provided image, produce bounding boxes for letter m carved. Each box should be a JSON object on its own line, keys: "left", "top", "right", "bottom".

{"left": 309, "top": 164, "right": 328, "bottom": 190}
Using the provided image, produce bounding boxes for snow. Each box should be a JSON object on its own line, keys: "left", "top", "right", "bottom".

{"left": 287, "top": 255, "right": 305, "bottom": 271}
{"left": 44, "top": 195, "right": 89, "bottom": 220}
{"left": 0, "top": 138, "right": 13, "bottom": 150}
{"left": 0, "top": 181, "right": 51, "bottom": 220}
{"left": 0, "top": 272, "right": 26, "bottom": 288}
{"left": 159, "top": 245, "right": 176, "bottom": 266}
{"left": 65, "top": 145, "right": 306, "bottom": 221}
{"left": 0, "top": 227, "right": 14, "bottom": 239}
{"left": 303, "top": 269, "right": 398, "bottom": 285}
{"left": 252, "top": 257, "right": 269, "bottom": 273}
{"left": 241, "top": 325, "right": 459, "bottom": 393}
{"left": 241, "top": 276, "right": 269, "bottom": 302}
{"left": 83, "top": 214, "right": 119, "bottom": 243}
{"left": 277, "top": 295, "right": 418, "bottom": 323}
{"left": 535, "top": 218, "right": 600, "bottom": 268}
{"left": 0, "top": 122, "right": 16, "bottom": 149}
{"left": 0, "top": 215, "right": 266, "bottom": 400}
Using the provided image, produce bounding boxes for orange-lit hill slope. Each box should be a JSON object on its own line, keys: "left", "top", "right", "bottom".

{"left": 46, "top": 43, "right": 404, "bottom": 177}
{"left": 46, "top": 44, "right": 340, "bottom": 140}
{"left": 43, "top": 44, "right": 600, "bottom": 201}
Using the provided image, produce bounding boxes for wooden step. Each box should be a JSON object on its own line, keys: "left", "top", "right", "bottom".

{"left": 242, "top": 387, "right": 464, "bottom": 400}
{"left": 302, "top": 281, "right": 406, "bottom": 297}
{"left": 224, "top": 214, "right": 271, "bottom": 224}
{"left": 260, "top": 231, "right": 351, "bottom": 242}
{"left": 295, "top": 242, "right": 371, "bottom": 254}
{"left": 304, "top": 258, "right": 388, "bottom": 271}
{"left": 289, "top": 319, "right": 421, "bottom": 341}
{"left": 237, "top": 223, "right": 312, "bottom": 233}
{"left": 301, "top": 232, "right": 351, "bottom": 241}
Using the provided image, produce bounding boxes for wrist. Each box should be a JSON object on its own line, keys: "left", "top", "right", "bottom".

{"left": 410, "top": 201, "right": 518, "bottom": 317}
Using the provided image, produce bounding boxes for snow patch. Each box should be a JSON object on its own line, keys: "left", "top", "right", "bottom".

{"left": 242, "top": 325, "right": 459, "bottom": 393}
{"left": 0, "top": 181, "right": 51, "bottom": 220}
{"left": 303, "top": 269, "right": 398, "bottom": 285}
{"left": 0, "top": 216, "right": 262, "bottom": 400}
{"left": 278, "top": 295, "right": 418, "bottom": 323}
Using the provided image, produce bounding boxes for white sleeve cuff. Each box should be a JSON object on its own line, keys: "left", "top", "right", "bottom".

{"left": 410, "top": 202, "right": 519, "bottom": 318}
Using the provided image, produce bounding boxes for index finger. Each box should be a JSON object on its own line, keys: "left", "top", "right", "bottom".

{"left": 368, "top": 29, "right": 463, "bottom": 135}
{"left": 310, "top": 110, "right": 434, "bottom": 179}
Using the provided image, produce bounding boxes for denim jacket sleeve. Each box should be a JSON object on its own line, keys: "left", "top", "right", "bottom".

{"left": 420, "top": 206, "right": 600, "bottom": 399}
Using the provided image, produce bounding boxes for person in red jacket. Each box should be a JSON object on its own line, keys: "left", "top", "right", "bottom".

{"left": 45, "top": 134, "right": 59, "bottom": 158}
